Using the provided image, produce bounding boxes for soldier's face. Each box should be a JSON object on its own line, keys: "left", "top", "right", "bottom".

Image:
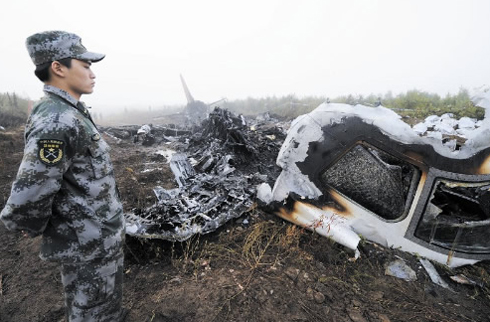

{"left": 63, "top": 59, "right": 96, "bottom": 99}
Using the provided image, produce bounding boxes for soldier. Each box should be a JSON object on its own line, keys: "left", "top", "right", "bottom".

{"left": 0, "top": 31, "right": 126, "bottom": 321}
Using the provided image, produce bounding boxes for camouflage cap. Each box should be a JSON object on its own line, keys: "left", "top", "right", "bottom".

{"left": 26, "top": 30, "right": 105, "bottom": 66}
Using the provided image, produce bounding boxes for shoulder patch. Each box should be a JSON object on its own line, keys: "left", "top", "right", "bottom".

{"left": 38, "top": 139, "right": 65, "bottom": 166}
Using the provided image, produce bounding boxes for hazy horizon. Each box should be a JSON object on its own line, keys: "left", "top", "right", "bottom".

{"left": 1, "top": 0, "right": 489, "bottom": 115}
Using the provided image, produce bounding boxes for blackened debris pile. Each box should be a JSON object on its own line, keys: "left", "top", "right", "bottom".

{"left": 189, "top": 108, "right": 284, "bottom": 177}
{"left": 199, "top": 108, "right": 251, "bottom": 150}
{"left": 127, "top": 168, "right": 255, "bottom": 241}
{"left": 102, "top": 124, "right": 191, "bottom": 146}
{"left": 124, "top": 107, "right": 287, "bottom": 241}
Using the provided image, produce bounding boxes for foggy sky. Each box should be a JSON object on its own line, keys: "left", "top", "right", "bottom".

{"left": 1, "top": 0, "right": 489, "bottom": 114}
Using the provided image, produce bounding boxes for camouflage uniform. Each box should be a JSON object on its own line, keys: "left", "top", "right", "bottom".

{"left": 61, "top": 250, "right": 124, "bottom": 322}
{"left": 0, "top": 31, "right": 125, "bottom": 321}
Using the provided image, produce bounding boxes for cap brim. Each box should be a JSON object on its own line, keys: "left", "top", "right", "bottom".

{"left": 75, "top": 52, "right": 105, "bottom": 63}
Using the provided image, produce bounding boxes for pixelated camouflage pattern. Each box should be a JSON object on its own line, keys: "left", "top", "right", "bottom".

{"left": 0, "top": 85, "right": 124, "bottom": 263}
{"left": 61, "top": 250, "right": 124, "bottom": 322}
{"left": 26, "top": 31, "right": 105, "bottom": 66}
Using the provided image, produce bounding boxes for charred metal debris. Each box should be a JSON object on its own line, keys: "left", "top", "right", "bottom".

{"left": 103, "top": 86, "right": 490, "bottom": 268}
{"left": 102, "top": 107, "right": 286, "bottom": 242}
{"left": 258, "top": 87, "right": 490, "bottom": 268}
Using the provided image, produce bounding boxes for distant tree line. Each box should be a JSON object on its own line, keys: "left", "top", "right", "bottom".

{"left": 0, "top": 88, "right": 485, "bottom": 129}
{"left": 220, "top": 88, "right": 484, "bottom": 121}
{"left": 0, "top": 92, "right": 30, "bottom": 128}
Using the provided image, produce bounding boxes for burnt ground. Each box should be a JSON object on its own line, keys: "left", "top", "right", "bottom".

{"left": 1, "top": 125, "right": 490, "bottom": 322}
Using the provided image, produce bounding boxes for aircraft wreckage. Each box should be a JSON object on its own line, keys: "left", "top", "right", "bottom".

{"left": 258, "top": 88, "right": 490, "bottom": 268}
{"left": 111, "top": 80, "right": 490, "bottom": 268}
{"left": 112, "top": 76, "right": 284, "bottom": 242}
{"left": 117, "top": 107, "right": 285, "bottom": 242}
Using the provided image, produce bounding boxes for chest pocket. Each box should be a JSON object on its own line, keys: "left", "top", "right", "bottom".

{"left": 87, "top": 137, "right": 114, "bottom": 179}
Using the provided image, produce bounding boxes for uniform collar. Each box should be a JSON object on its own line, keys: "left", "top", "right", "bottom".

{"left": 44, "top": 85, "right": 79, "bottom": 107}
{"left": 43, "top": 85, "right": 91, "bottom": 115}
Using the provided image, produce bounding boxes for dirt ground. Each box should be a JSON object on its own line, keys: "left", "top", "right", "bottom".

{"left": 1, "top": 125, "right": 490, "bottom": 322}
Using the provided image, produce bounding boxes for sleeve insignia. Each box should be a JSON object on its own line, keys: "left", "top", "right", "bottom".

{"left": 38, "top": 139, "right": 65, "bottom": 166}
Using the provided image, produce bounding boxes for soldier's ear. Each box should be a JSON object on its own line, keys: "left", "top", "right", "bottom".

{"left": 50, "top": 61, "right": 65, "bottom": 78}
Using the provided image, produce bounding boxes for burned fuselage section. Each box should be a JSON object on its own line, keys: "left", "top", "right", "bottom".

{"left": 259, "top": 100, "right": 490, "bottom": 267}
